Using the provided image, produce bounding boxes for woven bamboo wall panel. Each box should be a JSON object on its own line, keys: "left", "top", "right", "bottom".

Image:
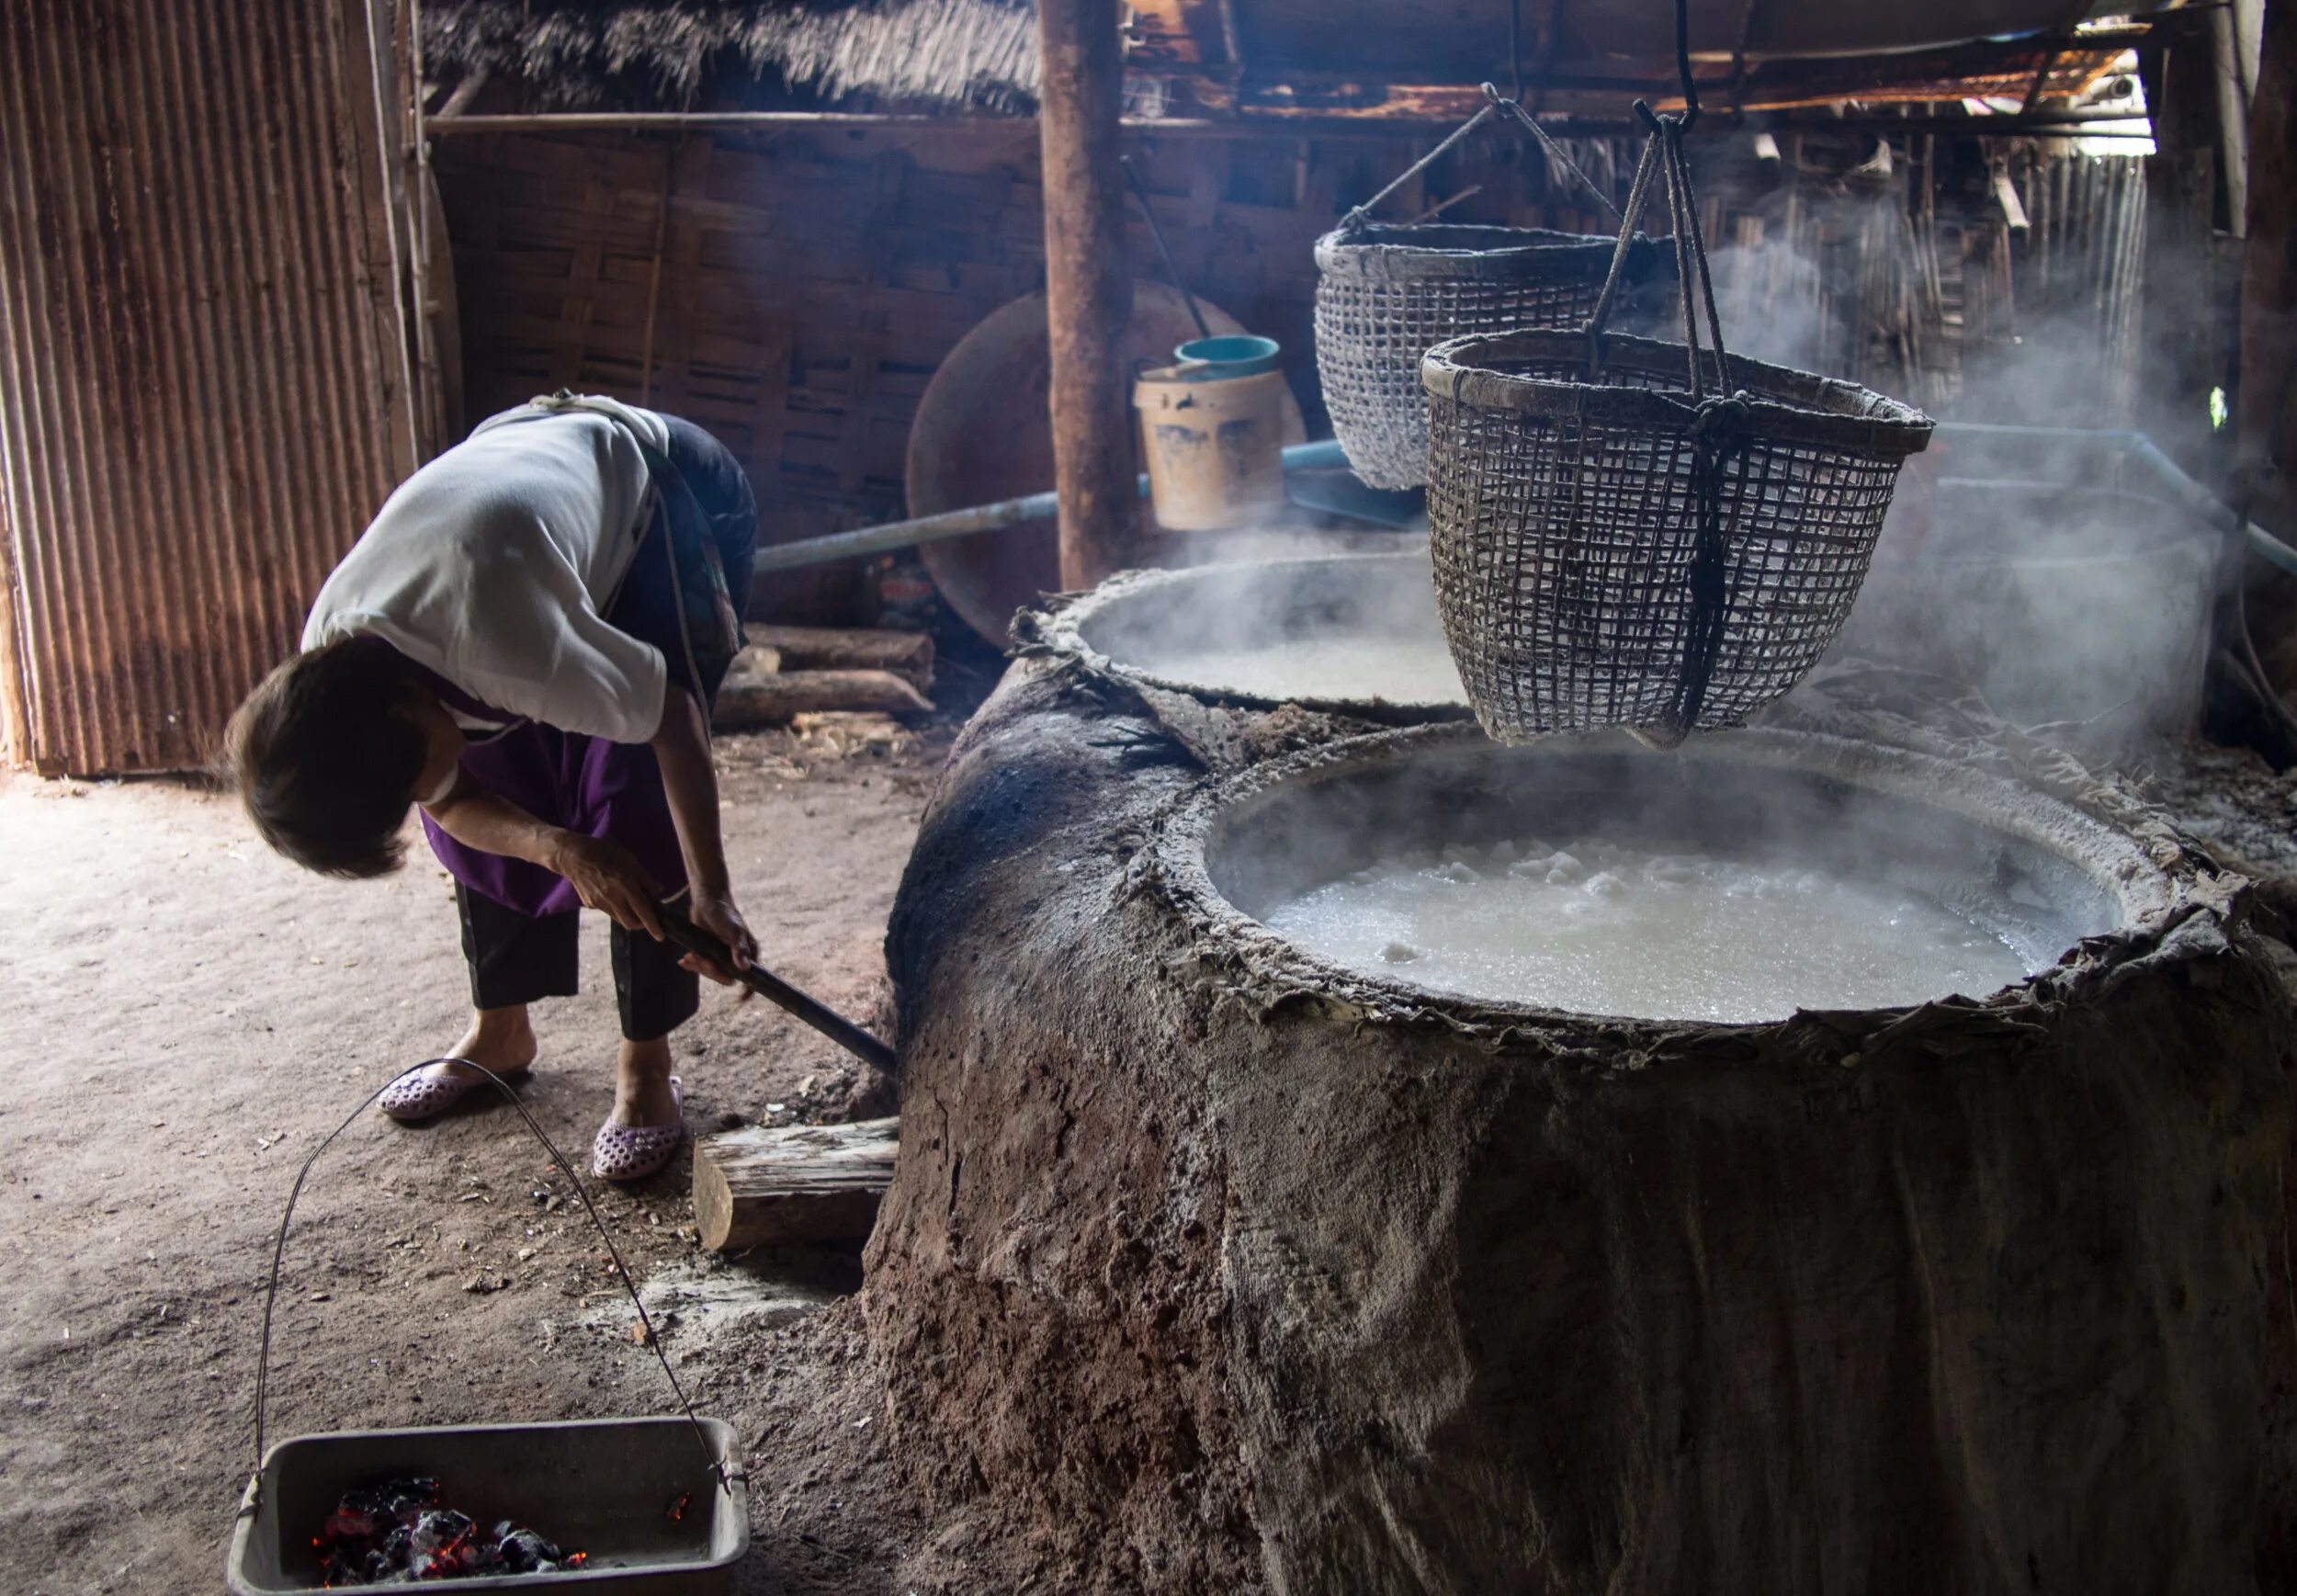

{"left": 435, "top": 126, "right": 2156, "bottom": 625}
{"left": 434, "top": 125, "right": 1581, "bottom": 620}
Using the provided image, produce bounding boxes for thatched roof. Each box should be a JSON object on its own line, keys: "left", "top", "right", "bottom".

{"left": 421, "top": 0, "right": 2156, "bottom": 128}
{"left": 423, "top": 0, "right": 1040, "bottom": 114}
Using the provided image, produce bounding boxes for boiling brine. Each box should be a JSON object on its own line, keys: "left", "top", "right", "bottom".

{"left": 1263, "top": 838, "right": 2036, "bottom": 1022}
{"left": 1125, "top": 635, "right": 1466, "bottom": 706}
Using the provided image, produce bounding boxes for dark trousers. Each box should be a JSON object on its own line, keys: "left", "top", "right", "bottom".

{"left": 458, "top": 882, "right": 698, "bottom": 1043}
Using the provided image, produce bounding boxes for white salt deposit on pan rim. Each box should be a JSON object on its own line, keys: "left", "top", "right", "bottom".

{"left": 1116, "top": 635, "right": 1467, "bottom": 705}
{"left": 1262, "top": 838, "right": 2038, "bottom": 1023}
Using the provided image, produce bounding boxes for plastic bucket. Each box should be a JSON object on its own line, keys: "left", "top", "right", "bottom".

{"left": 1134, "top": 365, "right": 1290, "bottom": 531}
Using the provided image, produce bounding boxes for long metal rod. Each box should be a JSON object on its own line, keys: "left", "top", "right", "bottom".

{"left": 760, "top": 424, "right": 2285, "bottom": 584}
{"left": 750, "top": 439, "right": 1349, "bottom": 573}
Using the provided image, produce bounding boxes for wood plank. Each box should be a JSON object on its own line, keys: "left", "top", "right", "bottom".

{"left": 694, "top": 1116, "right": 900, "bottom": 1251}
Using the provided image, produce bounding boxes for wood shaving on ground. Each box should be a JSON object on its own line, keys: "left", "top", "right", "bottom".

{"left": 791, "top": 713, "right": 918, "bottom": 760}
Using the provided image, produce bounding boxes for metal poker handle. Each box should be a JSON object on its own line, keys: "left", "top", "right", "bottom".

{"left": 656, "top": 906, "right": 899, "bottom": 1074}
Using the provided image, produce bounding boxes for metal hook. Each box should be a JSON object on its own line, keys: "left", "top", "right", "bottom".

{"left": 1673, "top": 0, "right": 1702, "bottom": 130}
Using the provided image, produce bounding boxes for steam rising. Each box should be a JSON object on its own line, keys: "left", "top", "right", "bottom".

{"left": 1690, "top": 139, "right": 2217, "bottom": 749}
{"left": 1266, "top": 836, "right": 2034, "bottom": 1021}
{"left": 1061, "top": 553, "right": 1465, "bottom": 710}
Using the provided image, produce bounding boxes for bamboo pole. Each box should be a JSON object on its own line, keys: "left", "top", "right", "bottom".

{"left": 1035, "top": 0, "right": 1137, "bottom": 590}
{"left": 418, "top": 108, "right": 2156, "bottom": 141}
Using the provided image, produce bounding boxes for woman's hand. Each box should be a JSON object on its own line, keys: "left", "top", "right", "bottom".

{"left": 547, "top": 832, "right": 665, "bottom": 940}
{"left": 682, "top": 891, "right": 757, "bottom": 990}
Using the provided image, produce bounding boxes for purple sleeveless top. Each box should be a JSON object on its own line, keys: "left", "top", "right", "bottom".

{"left": 404, "top": 658, "right": 686, "bottom": 919}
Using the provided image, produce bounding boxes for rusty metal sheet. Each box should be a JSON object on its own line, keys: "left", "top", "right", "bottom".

{"left": 0, "top": 0, "right": 416, "bottom": 775}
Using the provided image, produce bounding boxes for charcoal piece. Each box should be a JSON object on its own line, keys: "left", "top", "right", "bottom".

{"left": 312, "top": 1477, "right": 580, "bottom": 1584}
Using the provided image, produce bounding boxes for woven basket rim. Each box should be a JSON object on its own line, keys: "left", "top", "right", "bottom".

{"left": 1316, "top": 224, "right": 1649, "bottom": 286}
{"left": 1421, "top": 328, "right": 1934, "bottom": 455}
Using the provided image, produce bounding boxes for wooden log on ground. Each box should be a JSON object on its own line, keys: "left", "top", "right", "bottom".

{"left": 745, "top": 626, "right": 934, "bottom": 685}
{"left": 714, "top": 668, "right": 934, "bottom": 729}
{"left": 694, "top": 1116, "right": 900, "bottom": 1251}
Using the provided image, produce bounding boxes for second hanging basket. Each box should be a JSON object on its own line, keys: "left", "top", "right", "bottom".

{"left": 1314, "top": 224, "right": 1659, "bottom": 490}
{"left": 1422, "top": 327, "right": 1933, "bottom": 744}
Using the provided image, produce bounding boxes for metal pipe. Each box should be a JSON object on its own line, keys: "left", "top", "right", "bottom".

{"left": 752, "top": 424, "right": 2297, "bottom": 581}
{"left": 751, "top": 439, "right": 1351, "bottom": 573}
{"left": 1929, "top": 421, "right": 2297, "bottom": 578}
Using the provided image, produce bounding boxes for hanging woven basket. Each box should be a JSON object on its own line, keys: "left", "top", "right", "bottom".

{"left": 1418, "top": 83, "right": 1934, "bottom": 747}
{"left": 1314, "top": 225, "right": 1661, "bottom": 490}
{"left": 1422, "top": 327, "right": 1933, "bottom": 744}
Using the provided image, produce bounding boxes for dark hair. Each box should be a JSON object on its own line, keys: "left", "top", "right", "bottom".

{"left": 223, "top": 639, "right": 427, "bottom": 878}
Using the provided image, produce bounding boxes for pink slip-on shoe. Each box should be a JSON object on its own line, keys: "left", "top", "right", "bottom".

{"left": 590, "top": 1077, "right": 685, "bottom": 1183}
{"left": 378, "top": 1059, "right": 520, "bottom": 1124}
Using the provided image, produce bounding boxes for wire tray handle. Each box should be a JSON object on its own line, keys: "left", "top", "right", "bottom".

{"left": 246, "top": 1061, "right": 733, "bottom": 1500}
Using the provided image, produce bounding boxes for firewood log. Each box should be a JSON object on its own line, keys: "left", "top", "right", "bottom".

{"left": 713, "top": 669, "right": 934, "bottom": 729}
{"left": 746, "top": 626, "right": 934, "bottom": 686}
{"left": 693, "top": 1116, "right": 899, "bottom": 1251}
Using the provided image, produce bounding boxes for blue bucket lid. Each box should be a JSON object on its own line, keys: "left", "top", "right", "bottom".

{"left": 1173, "top": 334, "right": 1280, "bottom": 379}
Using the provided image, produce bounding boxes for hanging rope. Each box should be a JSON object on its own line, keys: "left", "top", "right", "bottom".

{"left": 1509, "top": 0, "right": 1525, "bottom": 102}
{"left": 1341, "top": 84, "right": 1624, "bottom": 232}
{"left": 1568, "top": 0, "right": 1749, "bottom": 741}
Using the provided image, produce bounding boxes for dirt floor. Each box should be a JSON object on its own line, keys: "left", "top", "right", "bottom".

{"left": 0, "top": 712, "right": 966, "bottom": 1596}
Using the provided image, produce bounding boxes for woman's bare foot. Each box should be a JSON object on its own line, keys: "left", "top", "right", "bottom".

{"left": 610, "top": 1036, "right": 680, "bottom": 1128}
{"left": 434, "top": 1005, "right": 538, "bottom": 1086}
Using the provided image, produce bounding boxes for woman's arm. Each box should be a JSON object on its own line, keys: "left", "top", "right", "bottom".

{"left": 651, "top": 685, "right": 759, "bottom": 984}
{"left": 424, "top": 775, "right": 666, "bottom": 941}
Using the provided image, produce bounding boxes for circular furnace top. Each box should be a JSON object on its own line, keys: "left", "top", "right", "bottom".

{"left": 1156, "top": 723, "right": 2183, "bottom": 1028}
{"left": 1026, "top": 552, "right": 1471, "bottom": 720}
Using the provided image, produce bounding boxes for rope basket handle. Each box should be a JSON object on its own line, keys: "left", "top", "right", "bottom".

{"left": 244, "top": 1061, "right": 737, "bottom": 1506}
{"left": 1581, "top": 0, "right": 1732, "bottom": 392}
{"left": 1340, "top": 83, "right": 1625, "bottom": 235}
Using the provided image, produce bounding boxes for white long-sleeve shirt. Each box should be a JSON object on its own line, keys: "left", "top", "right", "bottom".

{"left": 304, "top": 396, "right": 673, "bottom": 743}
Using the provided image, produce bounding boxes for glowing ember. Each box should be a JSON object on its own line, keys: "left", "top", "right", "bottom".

{"left": 312, "top": 1478, "right": 584, "bottom": 1584}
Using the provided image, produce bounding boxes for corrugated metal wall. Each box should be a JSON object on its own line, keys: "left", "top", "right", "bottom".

{"left": 0, "top": 0, "right": 416, "bottom": 774}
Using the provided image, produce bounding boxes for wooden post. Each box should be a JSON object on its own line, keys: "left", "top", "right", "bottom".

{"left": 2238, "top": 0, "right": 2294, "bottom": 528}
{"left": 2239, "top": 0, "right": 2297, "bottom": 694}
{"left": 1035, "top": 0, "right": 1137, "bottom": 590}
